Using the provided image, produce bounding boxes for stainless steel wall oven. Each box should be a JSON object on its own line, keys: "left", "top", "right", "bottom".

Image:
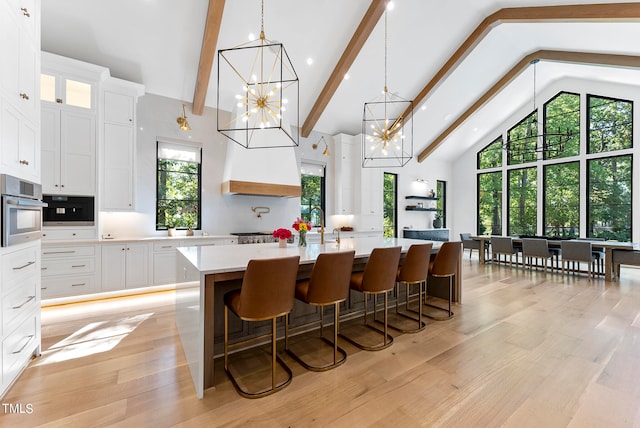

{"left": 1, "top": 174, "right": 47, "bottom": 247}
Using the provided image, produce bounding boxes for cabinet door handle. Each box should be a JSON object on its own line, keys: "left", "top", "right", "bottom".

{"left": 19, "top": 159, "right": 29, "bottom": 165}
{"left": 71, "top": 283, "right": 86, "bottom": 287}
{"left": 13, "top": 261, "right": 35, "bottom": 270}
{"left": 161, "top": 245, "right": 173, "bottom": 248}
{"left": 43, "top": 250, "right": 76, "bottom": 255}
{"left": 19, "top": 92, "right": 29, "bottom": 100}
{"left": 12, "top": 295, "right": 35, "bottom": 309}
{"left": 12, "top": 335, "right": 35, "bottom": 354}
{"left": 41, "top": 287, "right": 47, "bottom": 290}
{"left": 20, "top": 7, "right": 30, "bottom": 17}
{"left": 56, "top": 98, "right": 63, "bottom": 104}
{"left": 71, "top": 264, "right": 86, "bottom": 268}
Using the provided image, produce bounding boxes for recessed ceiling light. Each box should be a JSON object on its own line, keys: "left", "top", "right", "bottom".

{"left": 473, "top": 127, "right": 479, "bottom": 132}
{"left": 306, "top": 57, "right": 313, "bottom": 66}
{"left": 444, "top": 113, "right": 452, "bottom": 121}
{"left": 421, "top": 105, "right": 427, "bottom": 111}
{"left": 344, "top": 73, "right": 350, "bottom": 80}
{"left": 386, "top": 1, "right": 395, "bottom": 11}
{"left": 248, "top": 33, "right": 255, "bottom": 41}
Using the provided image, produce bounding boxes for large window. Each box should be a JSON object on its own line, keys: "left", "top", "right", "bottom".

{"left": 477, "top": 172, "right": 502, "bottom": 235}
{"left": 156, "top": 141, "right": 201, "bottom": 230}
{"left": 544, "top": 162, "right": 579, "bottom": 237}
{"left": 477, "top": 136, "right": 503, "bottom": 169}
{"left": 588, "top": 155, "right": 632, "bottom": 241}
{"left": 436, "top": 180, "right": 447, "bottom": 228}
{"left": 383, "top": 173, "right": 397, "bottom": 238}
{"left": 588, "top": 95, "right": 633, "bottom": 154}
{"left": 508, "top": 167, "right": 537, "bottom": 236}
{"left": 544, "top": 92, "right": 580, "bottom": 160}
{"left": 300, "top": 162, "right": 325, "bottom": 227}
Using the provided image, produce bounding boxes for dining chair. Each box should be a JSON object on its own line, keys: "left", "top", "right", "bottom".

{"left": 490, "top": 236, "right": 518, "bottom": 267}
{"left": 521, "top": 238, "right": 553, "bottom": 272}
{"left": 612, "top": 250, "right": 640, "bottom": 279}
{"left": 561, "top": 240, "right": 595, "bottom": 279}
{"left": 223, "top": 255, "right": 300, "bottom": 398}
{"left": 460, "top": 233, "right": 489, "bottom": 260}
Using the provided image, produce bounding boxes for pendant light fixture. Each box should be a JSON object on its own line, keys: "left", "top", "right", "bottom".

{"left": 217, "top": 0, "right": 299, "bottom": 149}
{"left": 502, "top": 60, "right": 573, "bottom": 162}
{"left": 362, "top": 3, "right": 413, "bottom": 168}
{"left": 312, "top": 136, "right": 330, "bottom": 156}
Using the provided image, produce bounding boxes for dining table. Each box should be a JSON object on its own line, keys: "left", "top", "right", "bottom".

{"left": 471, "top": 235, "right": 638, "bottom": 281}
{"left": 174, "top": 236, "right": 459, "bottom": 398}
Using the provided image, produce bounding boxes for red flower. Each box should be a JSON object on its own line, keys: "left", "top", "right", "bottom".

{"left": 292, "top": 217, "right": 312, "bottom": 232}
{"left": 272, "top": 228, "right": 292, "bottom": 240}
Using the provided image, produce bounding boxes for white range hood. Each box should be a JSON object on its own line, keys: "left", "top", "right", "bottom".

{"left": 221, "top": 142, "right": 301, "bottom": 197}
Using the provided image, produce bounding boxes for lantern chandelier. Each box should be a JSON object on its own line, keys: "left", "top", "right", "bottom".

{"left": 362, "top": 4, "right": 413, "bottom": 168}
{"left": 217, "top": 0, "right": 299, "bottom": 149}
{"left": 503, "top": 60, "right": 573, "bottom": 162}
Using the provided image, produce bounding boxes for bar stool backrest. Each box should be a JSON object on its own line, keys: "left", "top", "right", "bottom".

{"left": 431, "top": 241, "right": 461, "bottom": 276}
{"left": 306, "top": 251, "right": 355, "bottom": 304}
{"left": 561, "top": 240, "right": 592, "bottom": 263}
{"left": 362, "top": 246, "right": 402, "bottom": 293}
{"left": 398, "top": 243, "right": 432, "bottom": 283}
{"left": 238, "top": 256, "right": 300, "bottom": 320}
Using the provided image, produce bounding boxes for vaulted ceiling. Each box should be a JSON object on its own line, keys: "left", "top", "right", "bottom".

{"left": 41, "top": 1, "right": 640, "bottom": 162}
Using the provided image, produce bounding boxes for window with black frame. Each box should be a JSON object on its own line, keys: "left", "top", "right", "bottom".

{"left": 156, "top": 141, "right": 201, "bottom": 230}
{"left": 383, "top": 172, "right": 397, "bottom": 237}
{"left": 300, "top": 162, "right": 325, "bottom": 227}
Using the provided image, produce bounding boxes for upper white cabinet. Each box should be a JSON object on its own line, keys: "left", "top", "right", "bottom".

{"left": 333, "top": 134, "right": 357, "bottom": 215}
{"left": 41, "top": 106, "right": 96, "bottom": 195}
{"left": 1, "top": 99, "right": 38, "bottom": 181}
{"left": 101, "top": 80, "right": 143, "bottom": 211}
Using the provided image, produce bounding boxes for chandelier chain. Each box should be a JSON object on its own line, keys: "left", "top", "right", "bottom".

{"left": 260, "top": 0, "right": 265, "bottom": 40}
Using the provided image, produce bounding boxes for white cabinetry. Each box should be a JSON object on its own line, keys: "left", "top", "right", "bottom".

{"left": 1, "top": 242, "right": 41, "bottom": 398}
{"left": 101, "top": 81, "right": 143, "bottom": 211}
{"left": 0, "top": 0, "right": 40, "bottom": 182}
{"left": 41, "top": 107, "right": 95, "bottom": 195}
{"left": 101, "top": 243, "right": 150, "bottom": 291}
{"left": 41, "top": 245, "right": 97, "bottom": 298}
{"left": 333, "top": 134, "right": 357, "bottom": 215}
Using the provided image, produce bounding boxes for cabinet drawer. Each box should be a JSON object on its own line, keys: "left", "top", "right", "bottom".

{"left": 41, "top": 258, "right": 95, "bottom": 277}
{"left": 153, "top": 242, "right": 180, "bottom": 252}
{"left": 42, "top": 228, "right": 97, "bottom": 242}
{"left": 3, "top": 280, "right": 38, "bottom": 334}
{"left": 3, "top": 315, "right": 38, "bottom": 382}
{"left": 42, "top": 245, "right": 95, "bottom": 258}
{"left": 2, "top": 246, "right": 38, "bottom": 294}
{"left": 41, "top": 275, "right": 96, "bottom": 299}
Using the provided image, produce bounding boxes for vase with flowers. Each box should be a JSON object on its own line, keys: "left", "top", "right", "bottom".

{"left": 292, "top": 217, "right": 312, "bottom": 247}
{"left": 272, "top": 228, "right": 292, "bottom": 248}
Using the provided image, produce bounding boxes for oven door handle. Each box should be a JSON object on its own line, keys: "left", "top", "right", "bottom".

{"left": 5, "top": 197, "right": 48, "bottom": 208}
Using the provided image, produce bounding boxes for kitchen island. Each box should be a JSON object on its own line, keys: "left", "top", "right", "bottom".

{"left": 175, "top": 237, "right": 459, "bottom": 398}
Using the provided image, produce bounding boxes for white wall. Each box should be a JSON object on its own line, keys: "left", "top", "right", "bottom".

{"left": 450, "top": 77, "right": 640, "bottom": 242}
{"left": 99, "top": 92, "right": 455, "bottom": 238}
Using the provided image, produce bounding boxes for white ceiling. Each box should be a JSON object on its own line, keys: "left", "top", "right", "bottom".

{"left": 41, "top": 0, "right": 640, "bottom": 162}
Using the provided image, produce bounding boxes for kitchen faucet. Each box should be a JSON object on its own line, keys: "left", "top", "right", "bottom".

{"left": 332, "top": 228, "right": 341, "bottom": 245}
{"left": 310, "top": 206, "right": 325, "bottom": 244}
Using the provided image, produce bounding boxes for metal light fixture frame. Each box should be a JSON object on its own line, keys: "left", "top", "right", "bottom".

{"left": 362, "top": 6, "right": 413, "bottom": 168}
{"left": 502, "top": 60, "right": 573, "bottom": 163}
{"left": 177, "top": 104, "right": 191, "bottom": 131}
{"left": 312, "top": 136, "right": 330, "bottom": 156}
{"left": 217, "top": 0, "right": 299, "bottom": 149}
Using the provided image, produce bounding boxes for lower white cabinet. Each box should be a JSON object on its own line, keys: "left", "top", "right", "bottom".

{"left": 101, "top": 243, "right": 149, "bottom": 291}
{"left": 41, "top": 244, "right": 97, "bottom": 299}
{"left": 1, "top": 241, "right": 41, "bottom": 399}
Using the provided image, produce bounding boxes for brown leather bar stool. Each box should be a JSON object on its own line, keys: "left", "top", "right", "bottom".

{"left": 425, "top": 241, "right": 461, "bottom": 320}
{"left": 340, "top": 246, "right": 401, "bottom": 351}
{"left": 285, "top": 251, "right": 355, "bottom": 371}
{"left": 390, "top": 243, "right": 432, "bottom": 333}
{"left": 224, "top": 255, "right": 300, "bottom": 399}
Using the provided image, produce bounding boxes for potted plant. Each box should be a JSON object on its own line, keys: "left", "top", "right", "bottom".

{"left": 433, "top": 211, "right": 443, "bottom": 229}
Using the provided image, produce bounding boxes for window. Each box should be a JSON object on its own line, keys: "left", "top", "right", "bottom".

{"left": 383, "top": 173, "right": 397, "bottom": 238}
{"left": 156, "top": 141, "right": 201, "bottom": 230}
{"left": 508, "top": 167, "right": 537, "bottom": 236}
{"left": 544, "top": 92, "right": 580, "bottom": 160}
{"left": 300, "top": 162, "right": 325, "bottom": 227}
{"left": 477, "top": 172, "right": 502, "bottom": 235}
{"left": 436, "top": 180, "right": 446, "bottom": 228}
{"left": 587, "top": 155, "right": 632, "bottom": 241}
{"left": 544, "top": 162, "right": 579, "bottom": 237}
{"left": 588, "top": 95, "right": 633, "bottom": 154}
{"left": 477, "top": 136, "right": 503, "bottom": 169}
{"left": 507, "top": 111, "right": 538, "bottom": 165}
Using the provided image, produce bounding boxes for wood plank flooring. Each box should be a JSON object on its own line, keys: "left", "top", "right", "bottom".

{"left": 3, "top": 260, "right": 640, "bottom": 427}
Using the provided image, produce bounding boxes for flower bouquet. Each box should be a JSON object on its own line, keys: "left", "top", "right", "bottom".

{"left": 292, "top": 217, "right": 312, "bottom": 247}
{"left": 272, "top": 228, "right": 292, "bottom": 248}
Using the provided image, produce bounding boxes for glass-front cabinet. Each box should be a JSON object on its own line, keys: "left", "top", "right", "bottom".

{"left": 40, "top": 73, "right": 94, "bottom": 110}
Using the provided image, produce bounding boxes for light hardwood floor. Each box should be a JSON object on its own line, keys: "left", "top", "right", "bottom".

{"left": 3, "top": 260, "right": 640, "bottom": 427}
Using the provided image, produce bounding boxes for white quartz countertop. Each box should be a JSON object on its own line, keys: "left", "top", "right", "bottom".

{"left": 42, "top": 234, "right": 236, "bottom": 246}
{"left": 178, "top": 236, "right": 441, "bottom": 274}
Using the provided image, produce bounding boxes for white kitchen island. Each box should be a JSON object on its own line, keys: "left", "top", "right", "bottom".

{"left": 175, "top": 237, "right": 458, "bottom": 398}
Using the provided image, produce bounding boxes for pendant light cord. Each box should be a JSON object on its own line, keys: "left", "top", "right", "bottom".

{"left": 260, "top": 0, "right": 265, "bottom": 40}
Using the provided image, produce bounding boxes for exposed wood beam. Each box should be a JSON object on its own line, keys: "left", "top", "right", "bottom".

{"left": 301, "top": 0, "right": 387, "bottom": 137}
{"left": 192, "top": 0, "right": 226, "bottom": 116}
{"left": 417, "top": 50, "right": 640, "bottom": 162}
